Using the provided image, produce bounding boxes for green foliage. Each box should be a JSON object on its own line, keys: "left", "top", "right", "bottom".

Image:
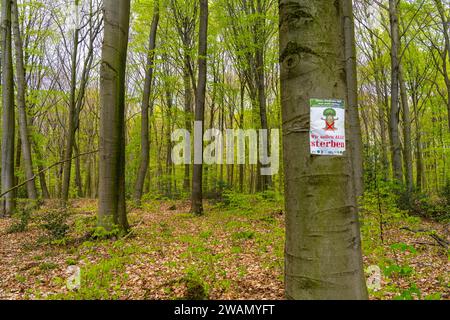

{"left": 394, "top": 283, "right": 421, "bottom": 300}
{"left": 91, "top": 226, "right": 120, "bottom": 240}
{"left": 383, "top": 264, "right": 414, "bottom": 278}
{"left": 232, "top": 231, "right": 255, "bottom": 241}
{"left": 40, "top": 209, "right": 70, "bottom": 241}
{"left": 7, "top": 207, "right": 32, "bottom": 234}
{"left": 179, "top": 269, "right": 209, "bottom": 300}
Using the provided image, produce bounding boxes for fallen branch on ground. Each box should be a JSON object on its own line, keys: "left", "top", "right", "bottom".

{"left": 401, "top": 226, "right": 449, "bottom": 249}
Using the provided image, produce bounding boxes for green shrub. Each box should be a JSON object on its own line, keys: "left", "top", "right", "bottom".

{"left": 7, "top": 207, "right": 32, "bottom": 233}
{"left": 40, "top": 209, "right": 70, "bottom": 240}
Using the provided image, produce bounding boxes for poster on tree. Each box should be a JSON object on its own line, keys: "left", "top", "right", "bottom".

{"left": 310, "top": 99, "right": 346, "bottom": 156}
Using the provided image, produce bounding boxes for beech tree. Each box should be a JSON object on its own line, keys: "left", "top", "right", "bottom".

{"left": 11, "top": 0, "right": 38, "bottom": 201}
{"left": 97, "top": 0, "right": 131, "bottom": 231}
{"left": 191, "top": 0, "right": 208, "bottom": 215}
{"left": 1, "top": 0, "right": 16, "bottom": 216}
{"left": 134, "top": 2, "right": 160, "bottom": 205}
{"left": 280, "top": 0, "right": 368, "bottom": 299}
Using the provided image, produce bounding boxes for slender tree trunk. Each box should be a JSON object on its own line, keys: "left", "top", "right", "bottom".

{"left": 254, "top": 15, "right": 271, "bottom": 190}
{"left": 74, "top": 140, "right": 83, "bottom": 197}
{"left": 388, "top": 0, "right": 404, "bottom": 184}
{"left": 399, "top": 66, "right": 413, "bottom": 193}
{"left": 98, "top": 0, "right": 131, "bottom": 232}
{"left": 372, "top": 39, "right": 389, "bottom": 180}
{"left": 11, "top": 0, "right": 37, "bottom": 201}
{"left": 434, "top": 0, "right": 450, "bottom": 131}
{"left": 133, "top": 3, "right": 159, "bottom": 205}
{"left": 412, "top": 93, "right": 423, "bottom": 191}
{"left": 191, "top": 0, "right": 208, "bottom": 215}
{"left": 1, "top": 0, "right": 16, "bottom": 216}
{"left": 32, "top": 138, "right": 50, "bottom": 199}
{"left": 239, "top": 83, "right": 245, "bottom": 193}
{"left": 61, "top": 9, "right": 80, "bottom": 204}
{"left": 342, "top": 0, "right": 364, "bottom": 198}
{"left": 183, "top": 66, "right": 193, "bottom": 192}
{"left": 280, "top": 0, "right": 368, "bottom": 300}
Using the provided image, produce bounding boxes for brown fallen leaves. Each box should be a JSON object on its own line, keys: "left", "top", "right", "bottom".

{"left": 0, "top": 199, "right": 447, "bottom": 300}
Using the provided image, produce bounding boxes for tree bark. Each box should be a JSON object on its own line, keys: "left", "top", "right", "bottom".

{"left": 342, "top": 0, "right": 364, "bottom": 198}
{"left": 399, "top": 65, "right": 413, "bottom": 193}
{"left": 133, "top": 3, "right": 159, "bottom": 205}
{"left": 280, "top": 0, "right": 368, "bottom": 300}
{"left": 388, "top": 0, "right": 404, "bottom": 184}
{"left": 191, "top": 0, "right": 208, "bottom": 215}
{"left": 98, "top": 0, "right": 131, "bottom": 232}
{"left": 434, "top": 0, "right": 450, "bottom": 131}
{"left": 1, "top": 0, "right": 16, "bottom": 216}
{"left": 11, "top": 0, "right": 37, "bottom": 201}
{"left": 61, "top": 8, "right": 80, "bottom": 204}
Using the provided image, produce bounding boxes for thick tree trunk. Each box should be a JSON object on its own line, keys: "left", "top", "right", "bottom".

{"left": 280, "top": 0, "right": 368, "bottom": 300}
{"left": 1, "top": 0, "right": 16, "bottom": 216}
{"left": 388, "top": 0, "right": 404, "bottom": 184}
{"left": 191, "top": 0, "right": 208, "bottom": 215}
{"left": 133, "top": 4, "right": 159, "bottom": 205}
{"left": 98, "top": 0, "right": 131, "bottom": 232}
{"left": 342, "top": 0, "right": 364, "bottom": 198}
{"left": 11, "top": 0, "right": 37, "bottom": 201}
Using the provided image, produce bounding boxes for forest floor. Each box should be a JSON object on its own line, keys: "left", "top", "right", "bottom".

{"left": 0, "top": 196, "right": 448, "bottom": 300}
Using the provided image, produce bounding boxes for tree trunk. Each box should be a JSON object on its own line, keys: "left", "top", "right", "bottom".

{"left": 133, "top": 3, "right": 159, "bottom": 205}
{"left": 342, "top": 0, "right": 364, "bottom": 198}
{"left": 11, "top": 0, "right": 37, "bottom": 201}
{"left": 388, "top": 0, "right": 404, "bottom": 184}
{"left": 1, "top": 0, "right": 16, "bottom": 216}
{"left": 191, "top": 0, "right": 208, "bottom": 215}
{"left": 412, "top": 93, "right": 423, "bottom": 191}
{"left": 399, "top": 65, "right": 413, "bottom": 193}
{"left": 61, "top": 9, "right": 80, "bottom": 204}
{"left": 98, "top": 0, "right": 131, "bottom": 232}
{"left": 280, "top": 0, "right": 368, "bottom": 300}
{"left": 434, "top": 0, "right": 450, "bottom": 131}
{"left": 74, "top": 140, "right": 83, "bottom": 198}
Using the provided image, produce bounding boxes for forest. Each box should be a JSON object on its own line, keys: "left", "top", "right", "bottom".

{"left": 0, "top": 0, "right": 448, "bottom": 301}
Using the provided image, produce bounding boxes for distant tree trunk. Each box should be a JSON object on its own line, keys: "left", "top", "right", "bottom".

{"left": 254, "top": 0, "right": 271, "bottom": 191}
{"left": 371, "top": 30, "right": 390, "bottom": 180}
{"left": 11, "top": 0, "right": 37, "bottom": 201}
{"left": 388, "top": 0, "right": 404, "bottom": 184}
{"left": 191, "top": 0, "right": 208, "bottom": 215}
{"left": 412, "top": 93, "right": 423, "bottom": 191}
{"left": 133, "top": 3, "right": 159, "bottom": 205}
{"left": 74, "top": 140, "right": 83, "bottom": 197}
{"left": 98, "top": 0, "right": 131, "bottom": 232}
{"left": 165, "top": 90, "right": 173, "bottom": 197}
{"left": 61, "top": 7, "right": 80, "bottom": 204}
{"left": 343, "top": 0, "right": 364, "bottom": 198}
{"left": 62, "top": 2, "right": 98, "bottom": 204}
{"left": 434, "top": 0, "right": 450, "bottom": 131}
{"left": 399, "top": 66, "right": 413, "bottom": 193}
{"left": 239, "top": 83, "right": 245, "bottom": 193}
{"left": 1, "top": 0, "right": 16, "bottom": 216}
{"left": 280, "top": 0, "right": 368, "bottom": 300}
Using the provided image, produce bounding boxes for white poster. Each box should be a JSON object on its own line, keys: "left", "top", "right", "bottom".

{"left": 310, "top": 99, "right": 346, "bottom": 156}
